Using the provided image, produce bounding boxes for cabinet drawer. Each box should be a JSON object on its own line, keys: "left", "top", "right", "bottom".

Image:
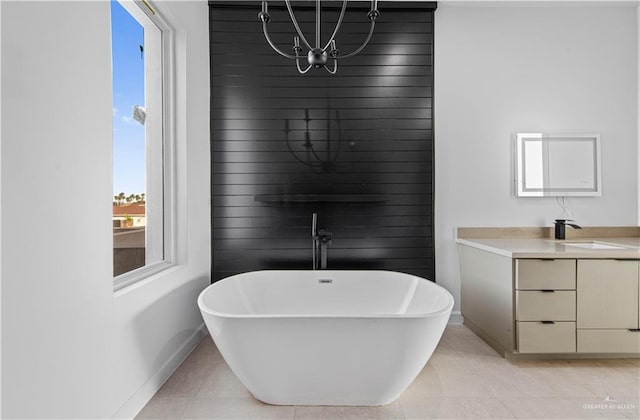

{"left": 577, "top": 329, "right": 640, "bottom": 353}
{"left": 517, "top": 321, "right": 576, "bottom": 353}
{"left": 516, "top": 290, "right": 576, "bottom": 321}
{"left": 516, "top": 259, "right": 576, "bottom": 290}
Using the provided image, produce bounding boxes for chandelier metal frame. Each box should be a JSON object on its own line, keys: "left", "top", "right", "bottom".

{"left": 258, "top": 0, "right": 380, "bottom": 74}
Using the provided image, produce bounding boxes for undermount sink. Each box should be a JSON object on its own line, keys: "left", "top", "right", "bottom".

{"left": 563, "top": 242, "right": 625, "bottom": 250}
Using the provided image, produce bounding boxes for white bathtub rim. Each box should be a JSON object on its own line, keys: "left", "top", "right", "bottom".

{"left": 198, "top": 269, "right": 454, "bottom": 320}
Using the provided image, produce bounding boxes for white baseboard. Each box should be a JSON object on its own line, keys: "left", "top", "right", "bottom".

{"left": 448, "top": 310, "right": 463, "bottom": 325}
{"left": 111, "top": 324, "right": 207, "bottom": 420}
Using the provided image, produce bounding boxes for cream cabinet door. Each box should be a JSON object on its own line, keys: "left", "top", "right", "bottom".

{"left": 577, "top": 260, "right": 639, "bottom": 329}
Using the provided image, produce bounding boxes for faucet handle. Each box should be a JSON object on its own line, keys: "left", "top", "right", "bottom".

{"left": 318, "top": 229, "right": 332, "bottom": 245}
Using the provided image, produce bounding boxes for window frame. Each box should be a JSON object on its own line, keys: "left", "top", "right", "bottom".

{"left": 113, "top": 0, "right": 176, "bottom": 291}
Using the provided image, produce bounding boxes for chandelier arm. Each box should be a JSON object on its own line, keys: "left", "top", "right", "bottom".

{"left": 309, "top": 144, "right": 326, "bottom": 163}
{"left": 285, "top": 118, "right": 323, "bottom": 168}
{"left": 296, "top": 58, "right": 313, "bottom": 74}
{"left": 262, "top": 22, "right": 298, "bottom": 59}
{"left": 307, "top": 140, "right": 334, "bottom": 164}
{"left": 285, "top": 0, "right": 313, "bottom": 51}
{"left": 331, "top": 19, "right": 376, "bottom": 59}
{"left": 316, "top": 0, "right": 320, "bottom": 48}
{"left": 324, "top": 60, "right": 338, "bottom": 75}
{"left": 286, "top": 130, "right": 318, "bottom": 168}
{"left": 287, "top": 145, "right": 323, "bottom": 169}
{"left": 322, "top": 0, "right": 348, "bottom": 51}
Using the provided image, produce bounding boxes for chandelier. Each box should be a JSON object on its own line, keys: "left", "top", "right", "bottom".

{"left": 258, "top": 0, "right": 380, "bottom": 74}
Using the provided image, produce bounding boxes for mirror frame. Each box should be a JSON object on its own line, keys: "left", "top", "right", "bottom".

{"left": 515, "top": 133, "right": 602, "bottom": 197}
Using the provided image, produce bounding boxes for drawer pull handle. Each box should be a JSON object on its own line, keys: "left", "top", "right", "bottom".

{"left": 628, "top": 329, "right": 640, "bottom": 332}
{"left": 540, "top": 289, "right": 555, "bottom": 293}
{"left": 540, "top": 321, "right": 555, "bottom": 324}
{"left": 539, "top": 259, "right": 556, "bottom": 261}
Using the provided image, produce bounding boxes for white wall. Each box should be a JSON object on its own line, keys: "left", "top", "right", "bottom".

{"left": 435, "top": 4, "right": 638, "bottom": 311}
{"left": 1, "top": 1, "right": 210, "bottom": 418}
{"left": 1, "top": 1, "right": 637, "bottom": 416}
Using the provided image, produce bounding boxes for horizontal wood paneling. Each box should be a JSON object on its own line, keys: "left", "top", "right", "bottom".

{"left": 211, "top": 1, "right": 435, "bottom": 282}
{"left": 214, "top": 194, "right": 431, "bottom": 207}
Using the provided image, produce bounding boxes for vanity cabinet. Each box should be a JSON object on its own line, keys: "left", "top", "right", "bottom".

{"left": 576, "top": 260, "right": 640, "bottom": 353}
{"left": 515, "top": 259, "right": 576, "bottom": 353}
{"left": 459, "top": 241, "right": 640, "bottom": 357}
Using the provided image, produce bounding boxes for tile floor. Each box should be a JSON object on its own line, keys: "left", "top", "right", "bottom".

{"left": 136, "top": 325, "right": 640, "bottom": 419}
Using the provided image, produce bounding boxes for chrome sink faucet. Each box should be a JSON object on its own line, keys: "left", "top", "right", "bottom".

{"left": 554, "top": 219, "right": 582, "bottom": 240}
{"left": 312, "top": 212, "right": 332, "bottom": 270}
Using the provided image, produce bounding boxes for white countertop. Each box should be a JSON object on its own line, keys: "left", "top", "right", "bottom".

{"left": 456, "top": 237, "right": 640, "bottom": 259}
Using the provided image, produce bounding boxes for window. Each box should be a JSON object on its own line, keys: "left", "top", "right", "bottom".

{"left": 111, "top": 0, "right": 174, "bottom": 289}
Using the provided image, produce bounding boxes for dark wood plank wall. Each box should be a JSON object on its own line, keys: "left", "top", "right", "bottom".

{"left": 210, "top": 1, "right": 436, "bottom": 282}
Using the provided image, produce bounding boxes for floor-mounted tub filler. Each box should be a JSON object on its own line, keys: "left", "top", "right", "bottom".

{"left": 197, "top": 270, "right": 454, "bottom": 406}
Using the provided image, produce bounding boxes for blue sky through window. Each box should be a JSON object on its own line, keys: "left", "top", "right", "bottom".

{"left": 111, "top": 0, "right": 146, "bottom": 197}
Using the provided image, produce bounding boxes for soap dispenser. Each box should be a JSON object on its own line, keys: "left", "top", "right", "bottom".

{"left": 554, "top": 219, "right": 582, "bottom": 240}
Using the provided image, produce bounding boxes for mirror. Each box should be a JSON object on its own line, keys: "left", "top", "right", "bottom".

{"left": 515, "top": 133, "right": 601, "bottom": 197}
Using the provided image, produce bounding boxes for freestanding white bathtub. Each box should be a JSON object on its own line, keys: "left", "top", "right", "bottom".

{"left": 197, "top": 270, "right": 453, "bottom": 406}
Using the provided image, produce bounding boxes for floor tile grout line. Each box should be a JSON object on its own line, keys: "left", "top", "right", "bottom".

{"left": 180, "top": 336, "right": 218, "bottom": 420}
{"left": 178, "top": 395, "right": 197, "bottom": 420}
{"left": 494, "top": 396, "right": 518, "bottom": 420}
{"left": 397, "top": 399, "right": 407, "bottom": 420}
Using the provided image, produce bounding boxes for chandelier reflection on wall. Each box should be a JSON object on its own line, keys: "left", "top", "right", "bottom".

{"left": 285, "top": 108, "right": 343, "bottom": 173}
{"left": 258, "top": 0, "right": 380, "bottom": 74}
